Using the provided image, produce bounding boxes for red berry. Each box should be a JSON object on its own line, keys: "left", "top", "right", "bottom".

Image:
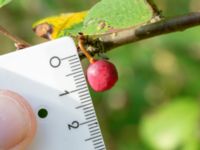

{"left": 87, "top": 59, "right": 118, "bottom": 92}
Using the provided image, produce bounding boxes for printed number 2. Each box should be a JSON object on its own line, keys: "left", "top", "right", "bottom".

{"left": 68, "top": 121, "right": 80, "bottom": 130}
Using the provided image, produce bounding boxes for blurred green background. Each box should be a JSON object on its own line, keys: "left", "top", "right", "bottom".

{"left": 0, "top": 0, "right": 200, "bottom": 150}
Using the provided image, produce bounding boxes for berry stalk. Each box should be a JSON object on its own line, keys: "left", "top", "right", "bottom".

{"left": 78, "top": 35, "right": 95, "bottom": 64}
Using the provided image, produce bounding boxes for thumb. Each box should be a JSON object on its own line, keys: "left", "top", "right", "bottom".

{"left": 0, "top": 90, "right": 37, "bottom": 150}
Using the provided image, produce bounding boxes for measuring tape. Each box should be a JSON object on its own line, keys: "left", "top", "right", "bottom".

{"left": 0, "top": 37, "right": 106, "bottom": 150}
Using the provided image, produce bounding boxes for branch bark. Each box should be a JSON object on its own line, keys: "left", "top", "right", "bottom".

{"left": 83, "top": 12, "right": 200, "bottom": 57}
{"left": 0, "top": 25, "right": 30, "bottom": 49}
{"left": 1, "top": 12, "right": 200, "bottom": 55}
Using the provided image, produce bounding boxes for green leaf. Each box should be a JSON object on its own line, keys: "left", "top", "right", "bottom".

{"left": 140, "top": 98, "right": 200, "bottom": 150}
{"left": 58, "top": 22, "right": 83, "bottom": 37}
{"left": 0, "top": 0, "right": 12, "bottom": 8}
{"left": 83, "top": 0, "right": 154, "bottom": 34}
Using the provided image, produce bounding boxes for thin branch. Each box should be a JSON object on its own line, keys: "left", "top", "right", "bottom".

{"left": 0, "top": 25, "right": 30, "bottom": 49}
{"left": 1, "top": 12, "right": 200, "bottom": 55}
{"left": 82, "top": 12, "right": 200, "bottom": 57}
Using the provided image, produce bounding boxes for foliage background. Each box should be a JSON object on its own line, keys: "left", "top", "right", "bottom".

{"left": 0, "top": 0, "right": 200, "bottom": 149}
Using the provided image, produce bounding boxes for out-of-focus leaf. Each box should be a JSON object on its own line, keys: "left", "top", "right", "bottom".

{"left": 32, "top": 11, "right": 87, "bottom": 39}
{"left": 83, "top": 0, "right": 154, "bottom": 34}
{"left": 0, "top": 0, "right": 12, "bottom": 8}
{"left": 140, "top": 98, "right": 200, "bottom": 150}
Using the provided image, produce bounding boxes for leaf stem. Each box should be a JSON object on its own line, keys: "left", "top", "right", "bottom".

{"left": 146, "top": 0, "right": 162, "bottom": 16}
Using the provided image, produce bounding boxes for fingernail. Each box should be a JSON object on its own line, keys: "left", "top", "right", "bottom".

{"left": 0, "top": 90, "right": 36, "bottom": 150}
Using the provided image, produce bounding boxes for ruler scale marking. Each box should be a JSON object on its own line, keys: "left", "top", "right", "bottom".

{"left": 68, "top": 57, "right": 79, "bottom": 62}
{"left": 66, "top": 45, "right": 106, "bottom": 149}
{"left": 81, "top": 99, "right": 92, "bottom": 104}
{"left": 79, "top": 94, "right": 90, "bottom": 99}
{"left": 61, "top": 54, "right": 76, "bottom": 60}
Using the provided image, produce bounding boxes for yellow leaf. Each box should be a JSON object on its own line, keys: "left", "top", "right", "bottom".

{"left": 32, "top": 11, "right": 87, "bottom": 39}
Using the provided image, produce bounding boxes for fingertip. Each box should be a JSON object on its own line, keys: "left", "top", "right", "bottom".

{"left": 0, "top": 90, "right": 37, "bottom": 150}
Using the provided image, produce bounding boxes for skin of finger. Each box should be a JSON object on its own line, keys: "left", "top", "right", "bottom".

{"left": 0, "top": 90, "right": 37, "bottom": 150}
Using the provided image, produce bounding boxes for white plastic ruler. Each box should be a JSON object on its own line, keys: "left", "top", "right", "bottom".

{"left": 0, "top": 37, "right": 106, "bottom": 150}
